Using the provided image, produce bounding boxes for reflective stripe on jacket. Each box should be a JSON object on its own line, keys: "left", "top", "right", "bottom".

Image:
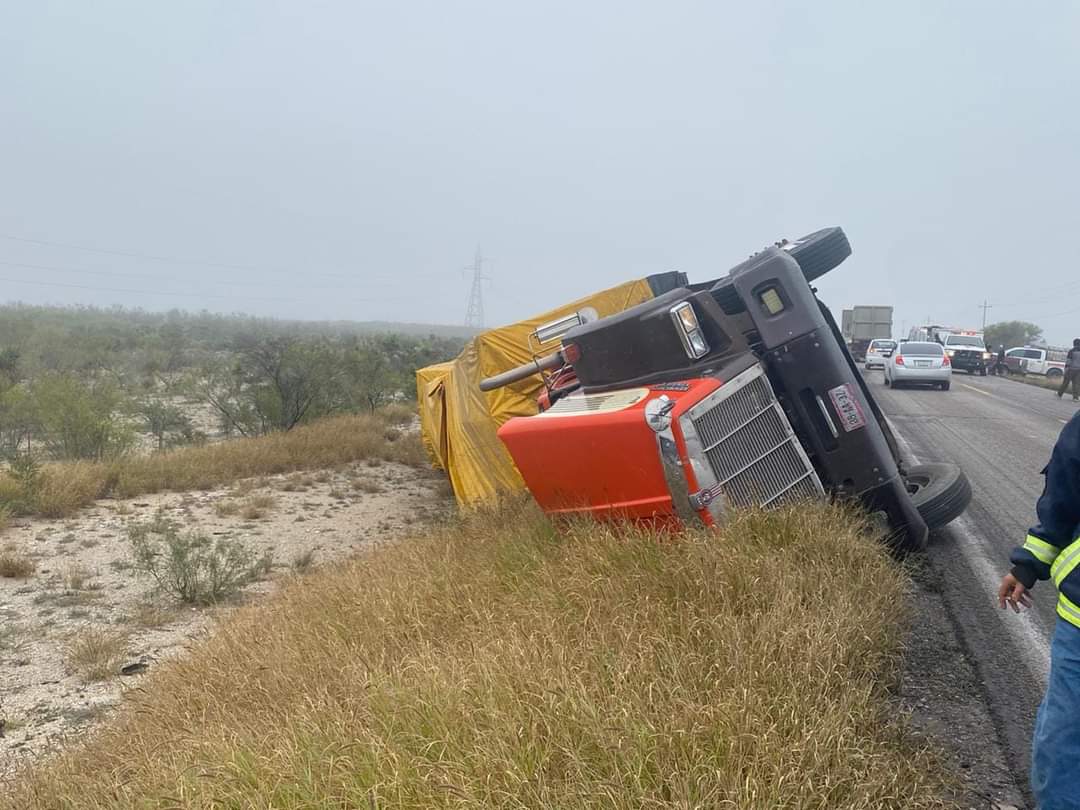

{"left": 1010, "top": 413, "right": 1080, "bottom": 626}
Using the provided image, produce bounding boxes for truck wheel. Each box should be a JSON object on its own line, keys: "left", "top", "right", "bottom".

{"left": 1048, "top": 369, "right": 1064, "bottom": 379}
{"left": 904, "top": 463, "right": 971, "bottom": 531}
{"left": 783, "top": 227, "right": 852, "bottom": 282}
{"left": 979, "top": 367, "right": 987, "bottom": 376}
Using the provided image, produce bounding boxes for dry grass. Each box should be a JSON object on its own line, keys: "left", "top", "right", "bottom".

{"left": 240, "top": 494, "right": 277, "bottom": 520}
{"left": 64, "top": 628, "right": 129, "bottom": 682}
{"left": 350, "top": 476, "right": 383, "bottom": 494}
{"left": 61, "top": 562, "right": 95, "bottom": 591}
{"left": 1006, "top": 372, "right": 1069, "bottom": 393}
{"left": 0, "top": 410, "right": 424, "bottom": 520}
{"left": 3, "top": 503, "right": 954, "bottom": 809}
{"left": 381, "top": 402, "right": 416, "bottom": 425}
{"left": 215, "top": 493, "right": 278, "bottom": 520}
{"left": 0, "top": 620, "right": 28, "bottom": 654}
{"left": 291, "top": 548, "right": 316, "bottom": 573}
{"left": 0, "top": 545, "right": 36, "bottom": 579}
{"left": 127, "top": 600, "right": 177, "bottom": 629}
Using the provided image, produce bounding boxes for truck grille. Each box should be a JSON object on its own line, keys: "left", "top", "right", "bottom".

{"left": 685, "top": 366, "right": 823, "bottom": 510}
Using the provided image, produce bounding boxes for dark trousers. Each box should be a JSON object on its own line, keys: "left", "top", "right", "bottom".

{"left": 1059, "top": 370, "right": 1080, "bottom": 399}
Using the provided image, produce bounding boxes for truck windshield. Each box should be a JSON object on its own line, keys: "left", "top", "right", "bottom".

{"left": 946, "top": 335, "right": 985, "bottom": 348}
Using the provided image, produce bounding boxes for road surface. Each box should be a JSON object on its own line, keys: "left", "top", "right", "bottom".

{"left": 870, "top": 369, "right": 1076, "bottom": 791}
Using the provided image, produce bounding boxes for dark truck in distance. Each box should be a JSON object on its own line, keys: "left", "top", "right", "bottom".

{"left": 842, "top": 305, "right": 893, "bottom": 360}
{"left": 480, "top": 227, "right": 971, "bottom": 551}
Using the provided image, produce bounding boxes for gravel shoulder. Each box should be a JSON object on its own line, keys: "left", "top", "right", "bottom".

{"left": 902, "top": 560, "right": 1026, "bottom": 809}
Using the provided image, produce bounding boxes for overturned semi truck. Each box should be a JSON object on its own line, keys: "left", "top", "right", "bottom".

{"left": 473, "top": 227, "right": 970, "bottom": 550}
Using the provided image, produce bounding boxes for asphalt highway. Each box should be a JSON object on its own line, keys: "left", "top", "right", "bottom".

{"left": 869, "top": 368, "right": 1078, "bottom": 789}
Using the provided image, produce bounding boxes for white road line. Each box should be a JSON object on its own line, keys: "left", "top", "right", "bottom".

{"left": 885, "top": 416, "right": 1051, "bottom": 684}
{"left": 963, "top": 383, "right": 1072, "bottom": 428}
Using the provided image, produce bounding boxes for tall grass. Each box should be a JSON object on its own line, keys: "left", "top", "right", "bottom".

{"left": 4, "top": 503, "right": 955, "bottom": 809}
{"left": 0, "top": 410, "right": 424, "bottom": 519}
{"left": 1006, "top": 372, "right": 1067, "bottom": 393}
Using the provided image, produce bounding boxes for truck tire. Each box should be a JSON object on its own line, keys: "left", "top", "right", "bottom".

{"left": 904, "top": 463, "right": 971, "bottom": 531}
{"left": 784, "top": 227, "right": 852, "bottom": 282}
{"left": 1048, "top": 368, "right": 1064, "bottom": 379}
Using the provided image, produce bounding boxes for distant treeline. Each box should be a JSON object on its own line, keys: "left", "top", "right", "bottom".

{"left": 0, "top": 303, "right": 470, "bottom": 378}
{"left": 0, "top": 304, "right": 468, "bottom": 462}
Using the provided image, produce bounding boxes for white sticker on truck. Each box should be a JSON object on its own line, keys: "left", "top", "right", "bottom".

{"left": 827, "top": 383, "right": 867, "bottom": 432}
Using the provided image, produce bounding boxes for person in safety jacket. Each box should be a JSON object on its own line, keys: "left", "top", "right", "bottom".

{"left": 999, "top": 412, "right": 1080, "bottom": 808}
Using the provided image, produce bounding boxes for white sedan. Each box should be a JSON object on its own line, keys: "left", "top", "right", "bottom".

{"left": 864, "top": 339, "right": 898, "bottom": 370}
{"left": 884, "top": 341, "right": 952, "bottom": 390}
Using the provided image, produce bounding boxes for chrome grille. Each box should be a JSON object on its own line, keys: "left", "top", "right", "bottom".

{"left": 687, "top": 366, "right": 823, "bottom": 510}
{"left": 691, "top": 374, "right": 773, "bottom": 448}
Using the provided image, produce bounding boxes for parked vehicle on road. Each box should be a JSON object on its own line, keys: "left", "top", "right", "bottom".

{"left": 1004, "top": 346, "right": 1066, "bottom": 378}
{"left": 480, "top": 227, "right": 972, "bottom": 551}
{"left": 909, "top": 326, "right": 989, "bottom": 375}
{"left": 884, "top": 341, "right": 951, "bottom": 390}
{"left": 842, "top": 306, "right": 893, "bottom": 360}
{"left": 864, "top": 339, "right": 897, "bottom": 370}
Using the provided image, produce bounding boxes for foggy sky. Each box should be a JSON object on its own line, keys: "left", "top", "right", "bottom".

{"left": 2, "top": 2, "right": 1079, "bottom": 344}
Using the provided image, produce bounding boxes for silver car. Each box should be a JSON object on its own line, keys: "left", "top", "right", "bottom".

{"left": 864, "top": 338, "right": 897, "bottom": 370}
{"left": 884, "top": 341, "right": 951, "bottom": 390}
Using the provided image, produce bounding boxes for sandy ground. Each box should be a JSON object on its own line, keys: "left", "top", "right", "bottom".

{"left": 0, "top": 458, "right": 451, "bottom": 780}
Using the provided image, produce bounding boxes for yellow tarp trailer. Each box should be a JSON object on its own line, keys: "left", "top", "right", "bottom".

{"left": 417, "top": 277, "right": 664, "bottom": 504}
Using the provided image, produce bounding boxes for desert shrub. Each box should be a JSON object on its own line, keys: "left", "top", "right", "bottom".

{"left": 137, "top": 400, "right": 195, "bottom": 451}
{"left": 65, "top": 629, "right": 129, "bottom": 682}
{"left": 127, "top": 518, "right": 268, "bottom": 605}
{"left": 27, "top": 375, "right": 134, "bottom": 461}
{"left": 291, "top": 549, "right": 316, "bottom": 573}
{"left": 0, "top": 544, "right": 35, "bottom": 578}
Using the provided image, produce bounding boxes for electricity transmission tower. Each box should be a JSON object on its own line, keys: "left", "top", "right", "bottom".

{"left": 979, "top": 300, "right": 992, "bottom": 330}
{"left": 464, "top": 246, "right": 490, "bottom": 329}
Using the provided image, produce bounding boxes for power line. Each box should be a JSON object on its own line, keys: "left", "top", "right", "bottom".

{"left": 0, "top": 273, "right": 426, "bottom": 305}
{"left": 0, "top": 231, "right": 357, "bottom": 280}
{"left": 0, "top": 274, "right": 291, "bottom": 302}
{"left": 0, "top": 257, "right": 422, "bottom": 294}
{"left": 0, "top": 230, "right": 456, "bottom": 284}
{"left": 0, "top": 258, "right": 222, "bottom": 284}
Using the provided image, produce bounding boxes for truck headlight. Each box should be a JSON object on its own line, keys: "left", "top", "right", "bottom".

{"left": 670, "top": 302, "right": 710, "bottom": 360}
{"left": 983, "top": 352, "right": 992, "bottom": 360}
{"left": 947, "top": 349, "right": 956, "bottom": 357}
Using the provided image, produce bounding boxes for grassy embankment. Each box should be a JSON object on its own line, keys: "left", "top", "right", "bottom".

{"left": 0, "top": 404, "right": 423, "bottom": 520}
{"left": 1006, "top": 371, "right": 1067, "bottom": 393}
{"left": 5, "top": 502, "right": 955, "bottom": 810}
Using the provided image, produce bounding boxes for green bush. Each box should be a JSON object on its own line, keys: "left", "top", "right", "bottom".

{"left": 127, "top": 517, "right": 269, "bottom": 605}
{"left": 19, "top": 375, "right": 134, "bottom": 461}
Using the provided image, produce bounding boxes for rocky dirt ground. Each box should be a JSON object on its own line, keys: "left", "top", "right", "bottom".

{"left": 0, "top": 457, "right": 451, "bottom": 780}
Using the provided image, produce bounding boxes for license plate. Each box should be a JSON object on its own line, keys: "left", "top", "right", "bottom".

{"left": 827, "top": 384, "right": 867, "bottom": 432}
{"left": 915, "top": 360, "right": 931, "bottom": 368}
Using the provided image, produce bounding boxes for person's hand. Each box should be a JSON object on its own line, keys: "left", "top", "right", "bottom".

{"left": 998, "top": 573, "right": 1032, "bottom": 613}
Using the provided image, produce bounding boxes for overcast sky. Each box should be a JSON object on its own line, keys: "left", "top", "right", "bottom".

{"left": 2, "top": 2, "right": 1079, "bottom": 343}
